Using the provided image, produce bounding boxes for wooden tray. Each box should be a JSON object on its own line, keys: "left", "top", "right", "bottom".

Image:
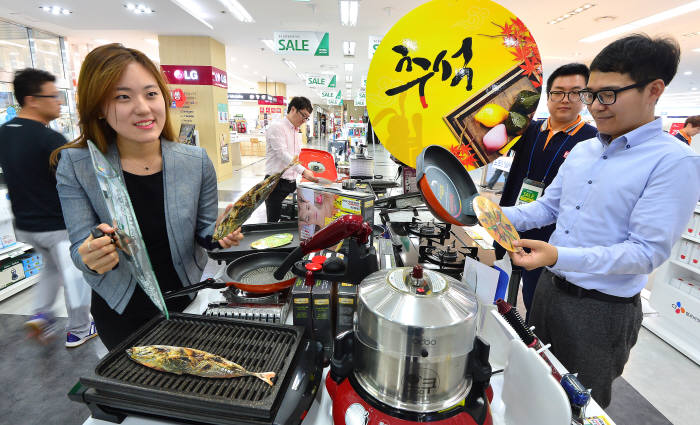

{"left": 444, "top": 63, "right": 539, "bottom": 167}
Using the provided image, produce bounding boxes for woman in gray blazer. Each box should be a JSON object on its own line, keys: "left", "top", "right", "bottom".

{"left": 52, "top": 44, "right": 242, "bottom": 350}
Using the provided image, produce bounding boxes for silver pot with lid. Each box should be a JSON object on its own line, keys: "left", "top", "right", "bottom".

{"left": 353, "top": 265, "right": 480, "bottom": 412}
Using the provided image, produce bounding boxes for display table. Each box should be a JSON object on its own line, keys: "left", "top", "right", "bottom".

{"left": 81, "top": 287, "right": 615, "bottom": 425}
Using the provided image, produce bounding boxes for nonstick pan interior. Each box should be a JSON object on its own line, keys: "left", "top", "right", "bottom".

{"left": 416, "top": 145, "right": 479, "bottom": 226}
{"left": 224, "top": 251, "right": 297, "bottom": 294}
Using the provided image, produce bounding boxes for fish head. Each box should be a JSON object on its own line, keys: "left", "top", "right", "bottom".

{"left": 126, "top": 345, "right": 167, "bottom": 364}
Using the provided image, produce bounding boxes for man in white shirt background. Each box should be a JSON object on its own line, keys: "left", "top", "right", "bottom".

{"left": 265, "top": 96, "right": 319, "bottom": 222}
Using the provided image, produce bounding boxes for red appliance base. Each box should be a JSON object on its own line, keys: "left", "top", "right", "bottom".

{"left": 326, "top": 373, "right": 493, "bottom": 425}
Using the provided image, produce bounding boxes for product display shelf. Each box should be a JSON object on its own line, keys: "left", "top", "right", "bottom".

{"left": 0, "top": 242, "right": 32, "bottom": 262}
{"left": 0, "top": 273, "right": 40, "bottom": 302}
{"left": 642, "top": 207, "right": 700, "bottom": 365}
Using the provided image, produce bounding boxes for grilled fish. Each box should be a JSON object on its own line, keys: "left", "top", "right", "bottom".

{"left": 126, "top": 345, "right": 276, "bottom": 385}
{"left": 213, "top": 157, "right": 300, "bottom": 240}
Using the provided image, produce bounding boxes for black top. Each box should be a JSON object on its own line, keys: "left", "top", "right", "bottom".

{"left": 499, "top": 119, "right": 598, "bottom": 242}
{"left": 675, "top": 131, "right": 691, "bottom": 145}
{"left": 0, "top": 117, "right": 67, "bottom": 231}
{"left": 122, "top": 170, "right": 185, "bottom": 294}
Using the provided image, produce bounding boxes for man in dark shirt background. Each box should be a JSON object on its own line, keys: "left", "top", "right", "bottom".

{"left": 0, "top": 68, "right": 95, "bottom": 347}
{"left": 496, "top": 63, "right": 598, "bottom": 319}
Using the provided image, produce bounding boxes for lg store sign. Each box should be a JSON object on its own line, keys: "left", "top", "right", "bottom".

{"left": 161, "top": 65, "right": 228, "bottom": 89}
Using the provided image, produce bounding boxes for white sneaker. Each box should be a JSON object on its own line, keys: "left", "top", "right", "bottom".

{"left": 65, "top": 321, "right": 98, "bottom": 348}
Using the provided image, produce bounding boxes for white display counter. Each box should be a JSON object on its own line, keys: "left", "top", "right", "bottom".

{"left": 81, "top": 287, "right": 615, "bottom": 425}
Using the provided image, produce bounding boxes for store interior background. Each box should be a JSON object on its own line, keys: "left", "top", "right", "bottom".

{"left": 0, "top": 1, "right": 700, "bottom": 424}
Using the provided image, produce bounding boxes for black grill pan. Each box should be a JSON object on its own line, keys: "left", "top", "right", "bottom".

{"left": 208, "top": 222, "right": 299, "bottom": 263}
{"left": 79, "top": 313, "right": 304, "bottom": 422}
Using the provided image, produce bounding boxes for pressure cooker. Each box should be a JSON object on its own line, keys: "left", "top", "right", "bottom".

{"left": 352, "top": 265, "right": 480, "bottom": 412}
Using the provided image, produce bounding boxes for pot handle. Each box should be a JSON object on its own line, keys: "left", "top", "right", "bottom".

{"left": 330, "top": 330, "right": 354, "bottom": 384}
{"left": 162, "top": 278, "right": 227, "bottom": 300}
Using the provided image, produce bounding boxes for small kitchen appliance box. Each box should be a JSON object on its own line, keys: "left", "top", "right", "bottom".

{"left": 297, "top": 182, "right": 374, "bottom": 242}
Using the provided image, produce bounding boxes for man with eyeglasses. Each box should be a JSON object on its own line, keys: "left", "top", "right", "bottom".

{"left": 265, "top": 96, "right": 319, "bottom": 222}
{"left": 496, "top": 64, "right": 597, "bottom": 321}
{"left": 501, "top": 35, "right": 700, "bottom": 407}
{"left": 0, "top": 68, "right": 95, "bottom": 347}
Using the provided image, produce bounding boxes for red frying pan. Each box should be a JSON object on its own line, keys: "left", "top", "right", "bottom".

{"left": 415, "top": 145, "right": 479, "bottom": 226}
{"left": 224, "top": 251, "right": 297, "bottom": 293}
{"left": 300, "top": 148, "right": 338, "bottom": 182}
{"left": 162, "top": 252, "right": 297, "bottom": 299}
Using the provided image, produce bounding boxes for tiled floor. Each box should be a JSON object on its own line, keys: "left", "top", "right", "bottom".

{"left": 0, "top": 139, "right": 697, "bottom": 424}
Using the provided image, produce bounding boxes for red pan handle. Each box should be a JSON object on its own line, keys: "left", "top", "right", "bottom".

{"left": 273, "top": 215, "right": 370, "bottom": 280}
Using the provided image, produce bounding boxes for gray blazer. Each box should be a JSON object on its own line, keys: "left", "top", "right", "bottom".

{"left": 56, "top": 139, "right": 217, "bottom": 314}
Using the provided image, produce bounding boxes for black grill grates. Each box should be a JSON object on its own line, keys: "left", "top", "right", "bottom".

{"left": 87, "top": 314, "right": 302, "bottom": 417}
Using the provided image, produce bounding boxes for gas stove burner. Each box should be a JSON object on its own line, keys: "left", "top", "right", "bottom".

{"left": 440, "top": 247, "right": 458, "bottom": 262}
{"left": 405, "top": 220, "right": 451, "bottom": 240}
{"left": 222, "top": 287, "right": 284, "bottom": 304}
{"left": 421, "top": 245, "right": 466, "bottom": 270}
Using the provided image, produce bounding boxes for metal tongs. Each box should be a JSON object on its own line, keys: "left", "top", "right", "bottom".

{"left": 91, "top": 225, "right": 135, "bottom": 260}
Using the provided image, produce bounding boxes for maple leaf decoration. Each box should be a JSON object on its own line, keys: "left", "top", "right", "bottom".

{"left": 450, "top": 144, "right": 478, "bottom": 168}
{"left": 486, "top": 18, "right": 543, "bottom": 86}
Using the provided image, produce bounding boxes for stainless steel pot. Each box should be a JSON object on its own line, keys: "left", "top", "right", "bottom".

{"left": 353, "top": 266, "right": 479, "bottom": 412}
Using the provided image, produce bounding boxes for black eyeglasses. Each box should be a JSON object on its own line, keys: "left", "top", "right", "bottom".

{"left": 548, "top": 90, "right": 582, "bottom": 103}
{"left": 579, "top": 80, "right": 653, "bottom": 105}
{"left": 31, "top": 94, "right": 61, "bottom": 99}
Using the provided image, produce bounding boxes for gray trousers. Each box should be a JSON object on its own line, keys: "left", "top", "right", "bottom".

{"left": 529, "top": 268, "right": 643, "bottom": 408}
{"left": 15, "top": 229, "right": 92, "bottom": 336}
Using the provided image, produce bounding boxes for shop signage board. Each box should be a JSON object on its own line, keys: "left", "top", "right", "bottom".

{"left": 161, "top": 65, "right": 228, "bottom": 89}
{"left": 305, "top": 73, "right": 337, "bottom": 89}
{"left": 228, "top": 93, "right": 277, "bottom": 102}
{"left": 274, "top": 31, "right": 330, "bottom": 56}
{"left": 368, "top": 35, "right": 382, "bottom": 59}
{"left": 355, "top": 89, "right": 366, "bottom": 107}
{"left": 258, "top": 95, "right": 285, "bottom": 106}
{"left": 319, "top": 89, "right": 341, "bottom": 100}
{"left": 669, "top": 122, "right": 684, "bottom": 136}
{"left": 365, "top": 0, "right": 543, "bottom": 170}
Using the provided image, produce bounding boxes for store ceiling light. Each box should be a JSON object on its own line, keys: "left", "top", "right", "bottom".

{"left": 218, "top": 0, "right": 255, "bottom": 23}
{"left": 344, "top": 63, "right": 354, "bottom": 72}
{"left": 125, "top": 3, "right": 154, "bottom": 14}
{"left": 0, "top": 40, "right": 27, "bottom": 48}
{"left": 345, "top": 83, "right": 352, "bottom": 89}
{"left": 547, "top": 3, "right": 594, "bottom": 25}
{"left": 340, "top": 1, "right": 359, "bottom": 27}
{"left": 169, "top": 0, "right": 213, "bottom": 30}
{"left": 283, "top": 59, "right": 297, "bottom": 70}
{"left": 345, "top": 75, "right": 352, "bottom": 82}
{"left": 685, "top": 71, "right": 693, "bottom": 75}
{"left": 262, "top": 39, "right": 275, "bottom": 50}
{"left": 342, "top": 41, "right": 356, "bottom": 56}
{"left": 40, "top": 5, "right": 72, "bottom": 15}
{"left": 581, "top": 1, "right": 700, "bottom": 43}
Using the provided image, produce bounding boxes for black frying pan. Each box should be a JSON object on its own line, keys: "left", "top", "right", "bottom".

{"left": 415, "top": 145, "right": 479, "bottom": 226}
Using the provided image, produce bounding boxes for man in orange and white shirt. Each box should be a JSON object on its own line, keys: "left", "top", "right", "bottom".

{"left": 674, "top": 115, "right": 700, "bottom": 145}
{"left": 264, "top": 96, "right": 318, "bottom": 222}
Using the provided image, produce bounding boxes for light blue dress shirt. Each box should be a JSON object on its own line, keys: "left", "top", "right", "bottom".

{"left": 503, "top": 118, "right": 700, "bottom": 297}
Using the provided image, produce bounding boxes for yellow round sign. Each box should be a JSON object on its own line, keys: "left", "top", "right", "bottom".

{"left": 367, "top": 0, "right": 543, "bottom": 170}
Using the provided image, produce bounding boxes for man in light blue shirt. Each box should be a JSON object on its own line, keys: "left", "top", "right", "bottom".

{"left": 504, "top": 35, "right": 700, "bottom": 407}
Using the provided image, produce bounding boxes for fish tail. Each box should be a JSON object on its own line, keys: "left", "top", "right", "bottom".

{"left": 254, "top": 371, "right": 276, "bottom": 386}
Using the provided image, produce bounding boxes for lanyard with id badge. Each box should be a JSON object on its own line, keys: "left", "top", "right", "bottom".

{"left": 516, "top": 128, "right": 572, "bottom": 206}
